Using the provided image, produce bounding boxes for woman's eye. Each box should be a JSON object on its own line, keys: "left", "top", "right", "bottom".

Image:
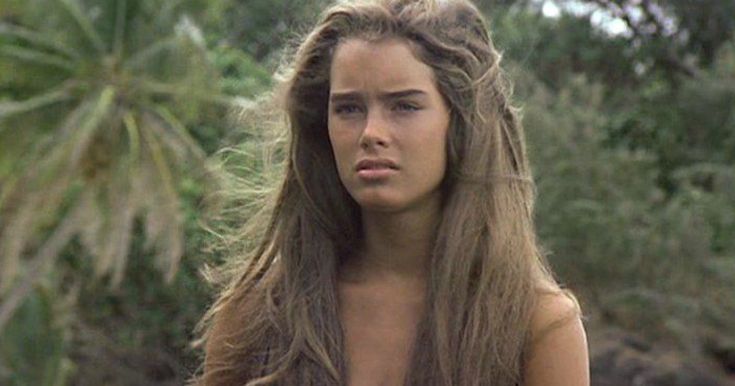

{"left": 333, "top": 104, "right": 362, "bottom": 115}
{"left": 394, "top": 102, "right": 420, "bottom": 112}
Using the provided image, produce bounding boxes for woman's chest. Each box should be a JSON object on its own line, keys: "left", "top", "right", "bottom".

{"left": 339, "top": 286, "right": 425, "bottom": 386}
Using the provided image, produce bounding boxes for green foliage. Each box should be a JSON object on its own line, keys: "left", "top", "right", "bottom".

{"left": 203, "top": 0, "right": 330, "bottom": 64}
{"left": 497, "top": 14, "right": 735, "bottom": 354}
{"left": 568, "top": 0, "right": 735, "bottom": 71}
{"left": 209, "top": 44, "right": 271, "bottom": 98}
{"left": 61, "top": 217, "right": 214, "bottom": 382}
{"left": 605, "top": 39, "right": 735, "bottom": 191}
{"left": 0, "top": 284, "right": 74, "bottom": 386}
{"left": 519, "top": 59, "right": 735, "bottom": 351}
{"left": 0, "top": 0, "right": 226, "bottom": 310}
{"left": 493, "top": 11, "right": 636, "bottom": 91}
{"left": 1, "top": 0, "right": 734, "bottom": 382}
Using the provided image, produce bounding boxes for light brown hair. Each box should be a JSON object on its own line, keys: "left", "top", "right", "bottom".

{"left": 197, "top": 1, "right": 562, "bottom": 385}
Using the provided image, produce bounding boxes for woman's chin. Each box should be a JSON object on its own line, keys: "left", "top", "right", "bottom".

{"left": 351, "top": 189, "right": 441, "bottom": 215}
{"left": 353, "top": 193, "right": 405, "bottom": 213}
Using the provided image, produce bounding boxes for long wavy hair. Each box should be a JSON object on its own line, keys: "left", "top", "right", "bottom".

{"left": 197, "top": 1, "right": 561, "bottom": 385}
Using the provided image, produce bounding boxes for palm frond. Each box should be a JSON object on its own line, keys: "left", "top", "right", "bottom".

{"left": 158, "top": 214, "right": 183, "bottom": 283}
{"left": 139, "top": 113, "right": 183, "bottom": 281}
{"left": 152, "top": 104, "right": 206, "bottom": 160}
{"left": 122, "top": 36, "right": 177, "bottom": 71}
{"left": 134, "top": 162, "right": 165, "bottom": 250}
{"left": 140, "top": 192, "right": 185, "bottom": 285}
{"left": 0, "top": 45, "right": 75, "bottom": 72}
{"left": 140, "top": 79, "right": 233, "bottom": 106}
{"left": 68, "top": 86, "right": 116, "bottom": 168}
{"left": 58, "top": 97, "right": 96, "bottom": 139}
{"left": 140, "top": 114, "right": 177, "bottom": 202}
{"left": 112, "top": 0, "right": 127, "bottom": 58}
{"left": 77, "top": 189, "right": 104, "bottom": 259}
{"left": 0, "top": 22, "right": 80, "bottom": 59}
{"left": 0, "top": 168, "right": 71, "bottom": 291}
{"left": 141, "top": 195, "right": 184, "bottom": 282}
{"left": 0, "top": 195, "right": 37, "bottom": 293}
{"left": 0, "top": 86, "right": 73, "bottom": 122}
{"left": 0, "top": 137, "right": 68, "bottom": 215}
{"left": 0, "top": 93, "right": 114, "bottom": 276}
{"left": 122, "top": 112, "right": 140, "bottom": 163}
{"left": 94, "top": 174, "right": 135, "bottom": 286}
{"left": 106, "top": 184, "right": 136, "bottom": 287}
{"left": 0, "top": 196, "right": 85, "bottom": 331}
{"left": 0, "top": 173, "right": 20, "bottom": 210}
{"left": 141, "top": 111, "right": 187, "bottom": 165}
{"left": 10, "top": 98, "right": 97, "bottom": 189}
{"left": 57, "top": 0, "right": 106, "bottom": 53}
{"left": 0, "top": 0, "right": 228, "bottom": 328}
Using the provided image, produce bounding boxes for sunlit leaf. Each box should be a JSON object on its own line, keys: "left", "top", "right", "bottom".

{"left": 67, "top": 86, "right": 116, "bottom": 169}
{"left": 0, "top": 86, "right": 72, "bottom": 122}
{"left": 122, "top": 112, "right": 140, "bottom": 163}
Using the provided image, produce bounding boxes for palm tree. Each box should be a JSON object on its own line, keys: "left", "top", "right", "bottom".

{"left": 0, "top": 0, "right": 227, "bottom": 330}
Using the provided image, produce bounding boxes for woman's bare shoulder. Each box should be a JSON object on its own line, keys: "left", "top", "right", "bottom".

{"left": 524, "top": 286, "right": 589, "bottom": 386}
{"left": 530, "top": 284, "right": 581, "bottom": 338}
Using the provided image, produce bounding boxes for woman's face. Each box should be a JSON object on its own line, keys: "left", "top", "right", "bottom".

{"left": 327, "top": 38, "right": 451, "bottom": 214}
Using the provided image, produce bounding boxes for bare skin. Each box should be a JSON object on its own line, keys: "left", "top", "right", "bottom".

{"left": 338, "top": 267, "right": 426, "bottom": 386}
{"left": 328, "top": 37, "right": 442, "bottom": 386}
{"left": 329, "top": 38, "right": 589, "bottom": 386}
{"left": 336, "top": 200, "right": 437, "bottom": 385}
{"left": 329, "top": 37, "right": 445, "bottom": 385}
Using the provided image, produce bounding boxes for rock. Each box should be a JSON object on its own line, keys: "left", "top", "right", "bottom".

{"left": 590, "top": 329, "right": 732, "bottom": 386}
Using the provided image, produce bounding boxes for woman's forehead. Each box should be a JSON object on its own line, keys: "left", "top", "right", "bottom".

{"left": 329, "top": 38, "right": 438, "bottom": 95}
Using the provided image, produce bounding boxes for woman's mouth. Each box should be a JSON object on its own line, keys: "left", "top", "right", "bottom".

{"left": 355, "top": 158, "right": 399, "bottom": 180}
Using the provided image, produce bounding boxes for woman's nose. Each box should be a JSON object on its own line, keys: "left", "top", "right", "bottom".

{"left": 359, "top": 109, "right": 390, "bottom": 149}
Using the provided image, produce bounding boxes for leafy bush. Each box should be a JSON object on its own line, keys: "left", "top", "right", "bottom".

{"left": 0, "top": 283, "right": 74, "bottom": 386}
{"left": 519, "top": 66, "right": 735, "bottom": 352}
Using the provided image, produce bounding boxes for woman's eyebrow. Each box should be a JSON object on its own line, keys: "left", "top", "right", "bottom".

{"left": 379, "top": 89, "right": 427, "bottom": 100}
{"left": 329, "top": 91, "right": 362, "bottom": 104}
{"left": 329, "top": 89, "right": 427, "bottom": 103}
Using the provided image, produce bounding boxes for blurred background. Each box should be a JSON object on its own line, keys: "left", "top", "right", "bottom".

{"left": 0, "top": 0, "right": 733, "bottom": 385}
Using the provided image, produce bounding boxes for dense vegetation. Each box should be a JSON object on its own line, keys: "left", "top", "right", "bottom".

{"left": 1, "top": 0, "right": 733, "bottom": 384}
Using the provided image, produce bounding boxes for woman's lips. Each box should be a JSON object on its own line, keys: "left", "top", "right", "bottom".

{"left": 356, "top": 167, "right": 397, "bottom": 180}
{"left": 355, "top": 158, "right": 399, "bottom": 180}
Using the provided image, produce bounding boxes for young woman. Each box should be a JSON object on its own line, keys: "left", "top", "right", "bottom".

{"left": 198, "top": 1, "right": 589, "bottom": 385}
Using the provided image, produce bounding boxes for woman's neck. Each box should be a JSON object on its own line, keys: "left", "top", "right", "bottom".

{"left": 343, "top": 203, "right": 440, "bottom": 285}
